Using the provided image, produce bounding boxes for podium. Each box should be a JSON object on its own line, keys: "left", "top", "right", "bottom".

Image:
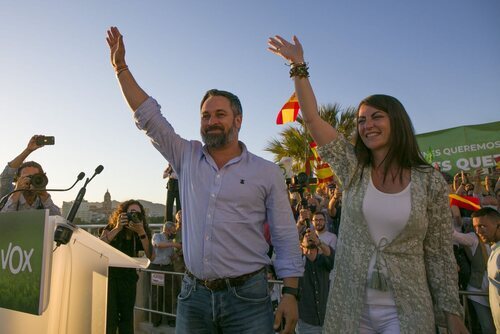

{"left": 0, "top": 212, "right": 149, "bottom": 334}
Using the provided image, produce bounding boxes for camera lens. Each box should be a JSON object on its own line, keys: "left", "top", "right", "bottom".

{"left": 29, "top": 173, "right": 48, "bottom": 189}
{"left": 127, "top": 212, "right": 143, "bottom": 223}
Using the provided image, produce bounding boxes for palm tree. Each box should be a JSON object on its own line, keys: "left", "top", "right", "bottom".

{"left": 265, "top": 103, "right": 357, "bottom": 173}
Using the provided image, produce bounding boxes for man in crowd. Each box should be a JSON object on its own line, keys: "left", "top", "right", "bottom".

{"left": 163, "top": 163, "right": 181, "bottom": 222}
{"left": 452, "top": 217, "right": 495, "bottom": 333}
{"left": 106, "top": 26, "right": 302, "bottom": 334}
{"left": 472, "top": 208, "right": 500, "bottom": 332}
{"left": 150, "top": 221, "right": 180, "bottom": 327}
{"left": 1, "top": 161, "right": 60, "bottom": 216}
{"left": 327, "top": 185, "right": 342, "bottom": 236}
{"left": 297, "top": 225, "right": 334, "bottom": 333}
{"left": 311, "top": 211, "right": 337, "bottom": 253}
{"left": 1, "top": 136, "right": 42, "bottom": 198}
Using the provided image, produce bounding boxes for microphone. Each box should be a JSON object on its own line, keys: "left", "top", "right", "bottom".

{"left": 56, "top": 165, "right": 104, "bottom": 247}
{"left": 46, "top": 172, "right": 86, "bottom": 192}
{"left": 66, "top": 165, "right": 104, "bottom": 224}
{"left": 0, "top": 171, "right": 86, "bottom": 210}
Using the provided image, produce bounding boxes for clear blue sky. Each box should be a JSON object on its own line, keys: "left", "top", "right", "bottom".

{"left": 1, "top": 0, "right": 499, "bottom": 208}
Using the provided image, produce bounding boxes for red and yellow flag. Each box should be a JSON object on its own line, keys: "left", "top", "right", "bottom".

{"left": 276, "top": 93, "right": 300, "bottom": 125}
{"left": 316, "top": 162, "right": 334, "bottom": 184}
{"left": 305, "top": 156, "right": 315, "bottom": 177}
{"left": 449, "top": 194, "right": 481, "bottom": 211}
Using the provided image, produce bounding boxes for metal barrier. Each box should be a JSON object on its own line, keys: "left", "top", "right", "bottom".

{"left": 74, "top": 225, "right": 491, "bottom": 332}
{"left": 134, "top": 268, "right": 285, "bottom": 322}
{"left": 133, "top": 268, "right": 490, "bottom": 332}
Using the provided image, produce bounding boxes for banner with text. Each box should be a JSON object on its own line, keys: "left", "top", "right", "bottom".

{"left": 0, "top": 210, "right": 51, "bottom": 315}
{"left": 416, "top": 121, "right": 500, "bottom": 177}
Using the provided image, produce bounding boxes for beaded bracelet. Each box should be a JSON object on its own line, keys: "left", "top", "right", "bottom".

{"left": 289, "top": 62, "right": 309, "bottom": 78}
{"left": 115, "top": 65, "right": 129, "bottom": 77}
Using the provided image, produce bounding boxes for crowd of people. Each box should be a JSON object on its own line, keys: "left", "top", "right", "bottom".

{"left": 0, "top": 26, "right": 498, "bottom": 334}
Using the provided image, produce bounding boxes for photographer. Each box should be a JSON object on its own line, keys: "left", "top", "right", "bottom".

{"left": 100, "top": 200, "right": 152, "bottom": 334}
{"left": 0, "top": 161, "right": 60, "bottom": 216}
{"left": 297, "top": 223, "right": 334, "bottom": 333}
{"left": 0, "top": 135, "right": 46, "bottom": 198}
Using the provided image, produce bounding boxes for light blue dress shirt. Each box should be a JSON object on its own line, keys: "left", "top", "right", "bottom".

{"left": 134, "top": 97, "right": 303, "bottom": 280}
{"left": 151, "top": 232, "right": 174, "bottom": 265}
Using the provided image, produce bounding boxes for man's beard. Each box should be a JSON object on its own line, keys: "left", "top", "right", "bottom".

{"left": 315, "top": 225, "right": 325, "bottom": 232}
{"left": 201, "top": 122, "right": 238, "bottom": 148}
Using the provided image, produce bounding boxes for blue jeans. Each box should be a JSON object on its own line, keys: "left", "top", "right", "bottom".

{"left": 175, "top": 270, "right": 274, "bottom": 334}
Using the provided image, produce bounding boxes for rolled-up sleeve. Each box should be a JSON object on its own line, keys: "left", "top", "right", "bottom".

{"left": 134, "top": 97, "right": 189, "bottom": 174}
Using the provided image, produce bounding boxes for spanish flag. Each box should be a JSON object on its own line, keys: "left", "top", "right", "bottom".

{"left": 276, "top": 93, "right": 300, "bottom": 125}
{"left": 449, "top": 194, "right": 481, "bottom": 211}
{"left": 316, "top": 162, "right": 334, "bottom": 184}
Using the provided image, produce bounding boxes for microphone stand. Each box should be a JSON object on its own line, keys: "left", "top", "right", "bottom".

{"left": 0, "top": 172, "right": 86, "bottom": 211}
{"left": 55, "top": 165, "right": 104, "bottom": 246}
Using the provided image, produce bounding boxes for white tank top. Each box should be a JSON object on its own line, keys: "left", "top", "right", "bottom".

{"left": 363, "top": 176, "right": 411, "bottom": 305}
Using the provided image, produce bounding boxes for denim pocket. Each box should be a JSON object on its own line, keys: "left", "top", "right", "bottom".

{"left": 178, "top": 275, "right": 194, "bottom": 301}
{"left": 231, "top": 274, "right": 270, "bottom": 303}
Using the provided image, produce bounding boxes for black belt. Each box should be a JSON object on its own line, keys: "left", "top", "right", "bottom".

{"left": 186, "top": 267, "right": 265, "bottom": 291}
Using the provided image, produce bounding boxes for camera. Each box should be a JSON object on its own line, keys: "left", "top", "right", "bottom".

{"left": 28, "top": 173, "right": 48, "bottom": 189}
{"left": 126, "top": 212, "right": 143, "bottom": 224}
{"left": 287, "top": 172, "right": 309, "bottom": 194}
{"left": 36, "top": 136, "right": 55, "bottom": 146}
{"left": 299, "top": 224, "right": 318, "bottom": 249}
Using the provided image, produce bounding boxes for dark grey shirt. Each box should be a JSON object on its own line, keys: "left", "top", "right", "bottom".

{"left": 298, "top": 246, "right": 335, "bottom": 327}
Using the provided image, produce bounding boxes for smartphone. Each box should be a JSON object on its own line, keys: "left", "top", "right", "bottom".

{"left": 36, "top": 136, "right": 55, "bottom": 146}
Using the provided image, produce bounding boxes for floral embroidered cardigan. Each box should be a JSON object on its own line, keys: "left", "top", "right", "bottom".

{"left": 317, "top": 136, "right": 462, "bottom": 333}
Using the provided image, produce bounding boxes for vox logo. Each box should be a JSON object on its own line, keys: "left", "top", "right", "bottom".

{"left": 1, "top": 242, "right": 34, "bottom": 274}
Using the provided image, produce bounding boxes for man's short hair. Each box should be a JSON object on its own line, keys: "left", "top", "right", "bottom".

{"left": 471, "top": 207, "right": 500, "bottom": 221}
{"left": 313, "top": 211, "right": 326, "bottom": 220}
{"left": 200, "top": 89, "right": 243, "bottom": 117}
{"left": 163, "top": 221, "right": 175, "bottom": 230}
{"left": 16, "top": 161, "right": 44, "bottom": 178}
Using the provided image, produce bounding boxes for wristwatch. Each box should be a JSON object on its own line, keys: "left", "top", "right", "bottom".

{"left": 282, "top": 286, "right": 300, "bottom": 301}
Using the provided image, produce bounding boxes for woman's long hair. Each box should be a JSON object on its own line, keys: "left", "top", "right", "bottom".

{"left": 106, "top": 199, "right": 150, "bottom": 240}
{"left": 354, "top": 94, "right": 429, "bottom": 182}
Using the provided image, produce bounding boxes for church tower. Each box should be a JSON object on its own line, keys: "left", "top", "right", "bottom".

{"left": 103, "top": 189, "right": 112, "bottom": 213}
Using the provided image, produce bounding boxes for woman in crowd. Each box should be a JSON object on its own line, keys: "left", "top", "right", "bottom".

{"left": 268, "top": 36, "right": 467, "bottom": 333}
{"left": 100, "top": 200, "right": 153, "bottom": 334}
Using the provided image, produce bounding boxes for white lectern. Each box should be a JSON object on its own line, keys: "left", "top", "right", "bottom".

{"left": 0, "top": 213, "right": 149, "bottom": 334}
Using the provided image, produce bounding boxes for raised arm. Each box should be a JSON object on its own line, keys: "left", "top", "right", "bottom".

{"left": 106, "top": 26, "right": 148, "bottom": 111}
{"left": 1, "top": 135, "right": 44, "bottom": 198}
{"left": 268, "top": 35, "right": 337, "bottom": 146}
{"left": 9, "top": 135, "right": 44, "bottom": 169}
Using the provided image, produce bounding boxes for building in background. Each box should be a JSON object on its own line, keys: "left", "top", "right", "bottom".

{"left": 62, "top": 190, "right": 165, "bottom": 224}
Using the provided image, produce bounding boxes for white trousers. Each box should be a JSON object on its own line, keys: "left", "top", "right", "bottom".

{"left": 359, "top": 303, "right": 401, "bottom": 334}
